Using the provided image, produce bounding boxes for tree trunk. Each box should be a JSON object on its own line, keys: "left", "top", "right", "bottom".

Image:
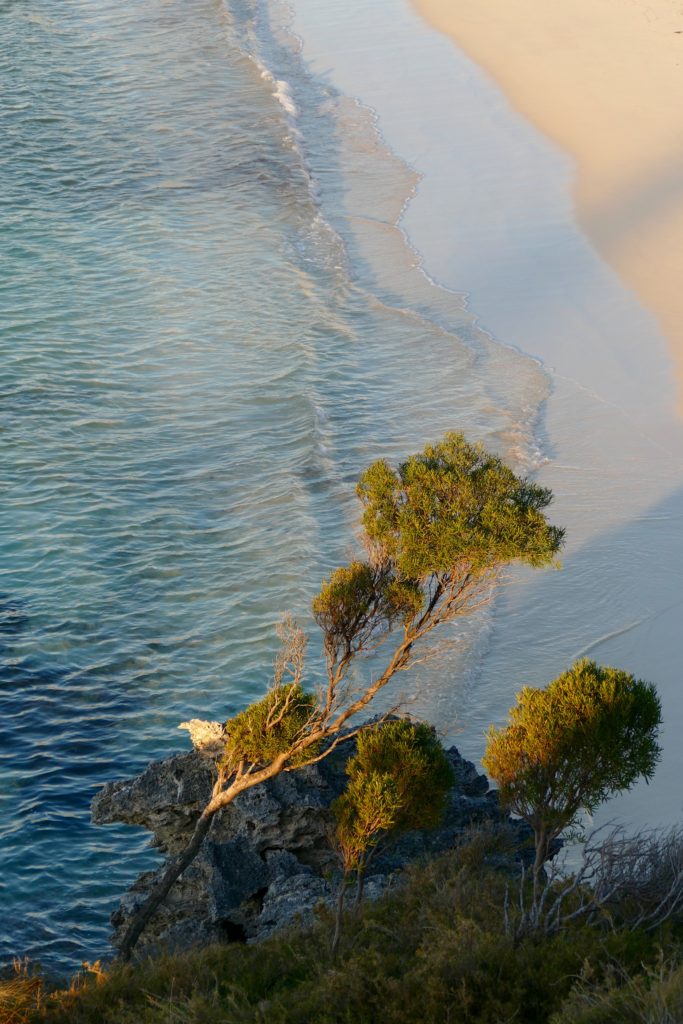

{"left": 532, "top": 828, "right": 550, "bottom": 907}
{"left": 354, "top": 868, "right": 365, "bottom": 907}
{"left": 117, "top": 806, "right": 216, "bottom": 962}
{"left": 115, "top": 754, "right": 291, "bottom": 960}
{"left": 331, "top": 872, "right": 350, "bottom": 959}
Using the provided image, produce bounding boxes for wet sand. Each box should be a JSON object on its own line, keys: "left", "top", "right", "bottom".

{"left": 282, "top": 0, "right": 683, "bottom": 830}
{"left": 414, "top": 0, "right": 683, "bottom": 411}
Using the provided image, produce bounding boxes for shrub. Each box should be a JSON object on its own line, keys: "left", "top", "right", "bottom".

{"left": 552, "top": 954, "right": 683, "bottom": 1024}
{"left": 483, "top": 659, "right": 662, "bottom": 883}
{"left": 223, "top": 682, "right": 318, "bottom": 771}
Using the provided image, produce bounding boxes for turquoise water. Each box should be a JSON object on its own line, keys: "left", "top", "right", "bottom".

{"left": 0, "top": 0, "right": 545, "bottom": 969}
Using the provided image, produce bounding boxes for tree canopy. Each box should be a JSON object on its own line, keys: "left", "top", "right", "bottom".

{"left": 357, "top": 432, "right": 564, "bottom": 578}
{"left": 223, "top": 683, "right": 318, "bottom": 772}
{"left": 483, "top": 659, "right": 662, "bottom": 875}
{"left": 312, "top": 433, "right": 565, "bottom": 716}
{"left": 333, "top": 719, "right": 454, "bottom": 874}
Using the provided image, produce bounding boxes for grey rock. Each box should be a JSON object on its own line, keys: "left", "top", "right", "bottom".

{"left": 92, "top": 724, "right": 530, "bottom": 958}
{"left": 92, "top": 752, "right": 215, "bottom": 855}
{"left": 447, "top": 746, "right": 490, "bottom": 798}
{"left": 255, "top": 874, "right": 333, "bottom": 941}
{"left": 207, "top": 837, "right": 270, "bottom": 921}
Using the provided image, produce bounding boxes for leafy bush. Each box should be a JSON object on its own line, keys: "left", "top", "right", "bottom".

{"left": 223, "top": 682, "right": 318, "bottom": 771}
{"left": 483, "top": 659, "right": 662, "bottom": 879}
{"left": 330, "top": 720, "right": 454, "bottom": 953}
{"left": 334, "top": 720, "right": 454, "bottom": 854}
{"left": 29, "top": 836, "right": 669, "bottom": 1024}
{"left": 552, "top": 955, "right": 683, "bottom": 1024}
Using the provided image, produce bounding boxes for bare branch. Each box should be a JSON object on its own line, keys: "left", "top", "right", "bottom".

{"left": 508, "top": 823, "right": 683, "bottom": 941}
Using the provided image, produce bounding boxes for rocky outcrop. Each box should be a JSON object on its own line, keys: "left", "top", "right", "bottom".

{"left": 92, "top": 722, "right": 531, "bottom": 957}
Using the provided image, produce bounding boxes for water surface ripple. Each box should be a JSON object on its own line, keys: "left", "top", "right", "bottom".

{"left": 0, "top": 0, "right": 543, "bottom": 968}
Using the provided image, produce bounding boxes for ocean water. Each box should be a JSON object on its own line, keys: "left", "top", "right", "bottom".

{"left": 0, "top": 0, "right": 547, "bottom": 970}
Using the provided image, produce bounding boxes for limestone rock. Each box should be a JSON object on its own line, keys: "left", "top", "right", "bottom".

{"left": 92, "top": 727, "right": 529, "bottom": 958}
{"left": 178, "top": 719, "right": 226, "bottom": 754}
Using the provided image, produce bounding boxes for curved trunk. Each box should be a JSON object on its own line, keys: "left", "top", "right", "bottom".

{"left": 115, "top": 756, "right": 290, "bottom": 960}
{"left": 118, "top": 806, "right": 215, "bottom": 962}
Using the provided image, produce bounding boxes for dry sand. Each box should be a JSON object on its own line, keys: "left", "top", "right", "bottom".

{"left": 286, "top": 0, "right": 683, "bottom": 828}
{"left": 414, "top": 0, "right": 683, "bottom": 411}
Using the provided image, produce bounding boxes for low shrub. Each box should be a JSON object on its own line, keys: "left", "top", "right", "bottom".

{"left": 552, "top": 954, "right": 683, "bottom": 1024}
{"left": 21, "top": 833, "right": 672, "bottom": 1024}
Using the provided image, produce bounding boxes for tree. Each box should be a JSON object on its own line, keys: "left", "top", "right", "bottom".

{"left": 117, "top": 432, "right": 563, "bottom": 960}
{"left": 482, "top": 659, "right": 662, "bottom": 895}
{"left": 334, "top": 720, "right": 455, "bottom": 893}
{"left": 330, "top": 719, "right": 454, "bottom": 956}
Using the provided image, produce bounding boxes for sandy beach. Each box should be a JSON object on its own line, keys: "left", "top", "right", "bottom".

{"left": 414, "top": 0, "right": 683, "bottom": 411}
{"left": 276, "top": 0, "right": 683, "bottom": 831}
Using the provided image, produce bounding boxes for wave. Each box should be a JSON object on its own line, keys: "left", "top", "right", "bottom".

{"left": 0, "top": 0, "right": 552, "bottom": 973}
{"left": 228, "top": 0, "right": 550, "bottom": 473}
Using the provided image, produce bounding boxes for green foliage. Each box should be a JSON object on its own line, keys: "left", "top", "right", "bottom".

{"left": 354, "top": 720, "right": 454, "bottom": 832}
{"left": 31, "top": 839, "right": 670, "bottom": 1024}
{"left": 310, "top": 434, "right": 564, "bottom": 693}
{"left": 552, "top": 955, "right": 683, "bottom": 1024}
{"left": 333, "top": 772, "right": 402, "bottom": 873}
{"left": 312, "top": 562, "right": 423, "bottom": 662}
{"left": 222, "top": 683, "right": 318, "bottom": 770}
{"left": 483, "top": 659, "right": 662, "bottom": 854}
{"left": 333, "top": 720, "right": 454, "bottom": 872}
{"left": 356, "top": 432, "right": 564, "bottom": 579}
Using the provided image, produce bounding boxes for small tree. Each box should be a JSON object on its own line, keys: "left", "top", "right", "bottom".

{"left": 483, "top": 659, "right": 662, "bottom": 894}
{"left": 330, "top": 720, "right": 454, "bottom": 954}
{"left": 117, "top": 433, "right": 563, "bottom": 959}
{"left": 331, "top": 766, "right": 400, "bottom": 959}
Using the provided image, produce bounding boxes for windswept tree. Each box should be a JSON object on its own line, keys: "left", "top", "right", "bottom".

{"left": 331, "top": 719, "right": 454, "bottom": 956}
{"left": 483, "top": 659, "right": 662, "bottom": 894}
{"left": 118, "top": 432, "right": 563, "bottom": 960}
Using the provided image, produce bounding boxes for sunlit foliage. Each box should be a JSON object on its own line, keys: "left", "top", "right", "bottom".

{"left": 483, "top": 659, "right": 662, "bottom": 875}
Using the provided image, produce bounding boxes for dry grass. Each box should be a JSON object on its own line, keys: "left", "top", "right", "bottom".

{"left": 0, "top": 959, "right": 109, "bottom": 1024}
{"left": 0, "top": 959, "right": 43, "bottom": 1024}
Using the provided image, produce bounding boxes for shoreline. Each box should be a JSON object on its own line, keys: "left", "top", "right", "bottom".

{"left": 413, "top": 0, "right": 683, "bottom": 414}
{"left": 282, "top": 0, "right": 683, "bottom": 831}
